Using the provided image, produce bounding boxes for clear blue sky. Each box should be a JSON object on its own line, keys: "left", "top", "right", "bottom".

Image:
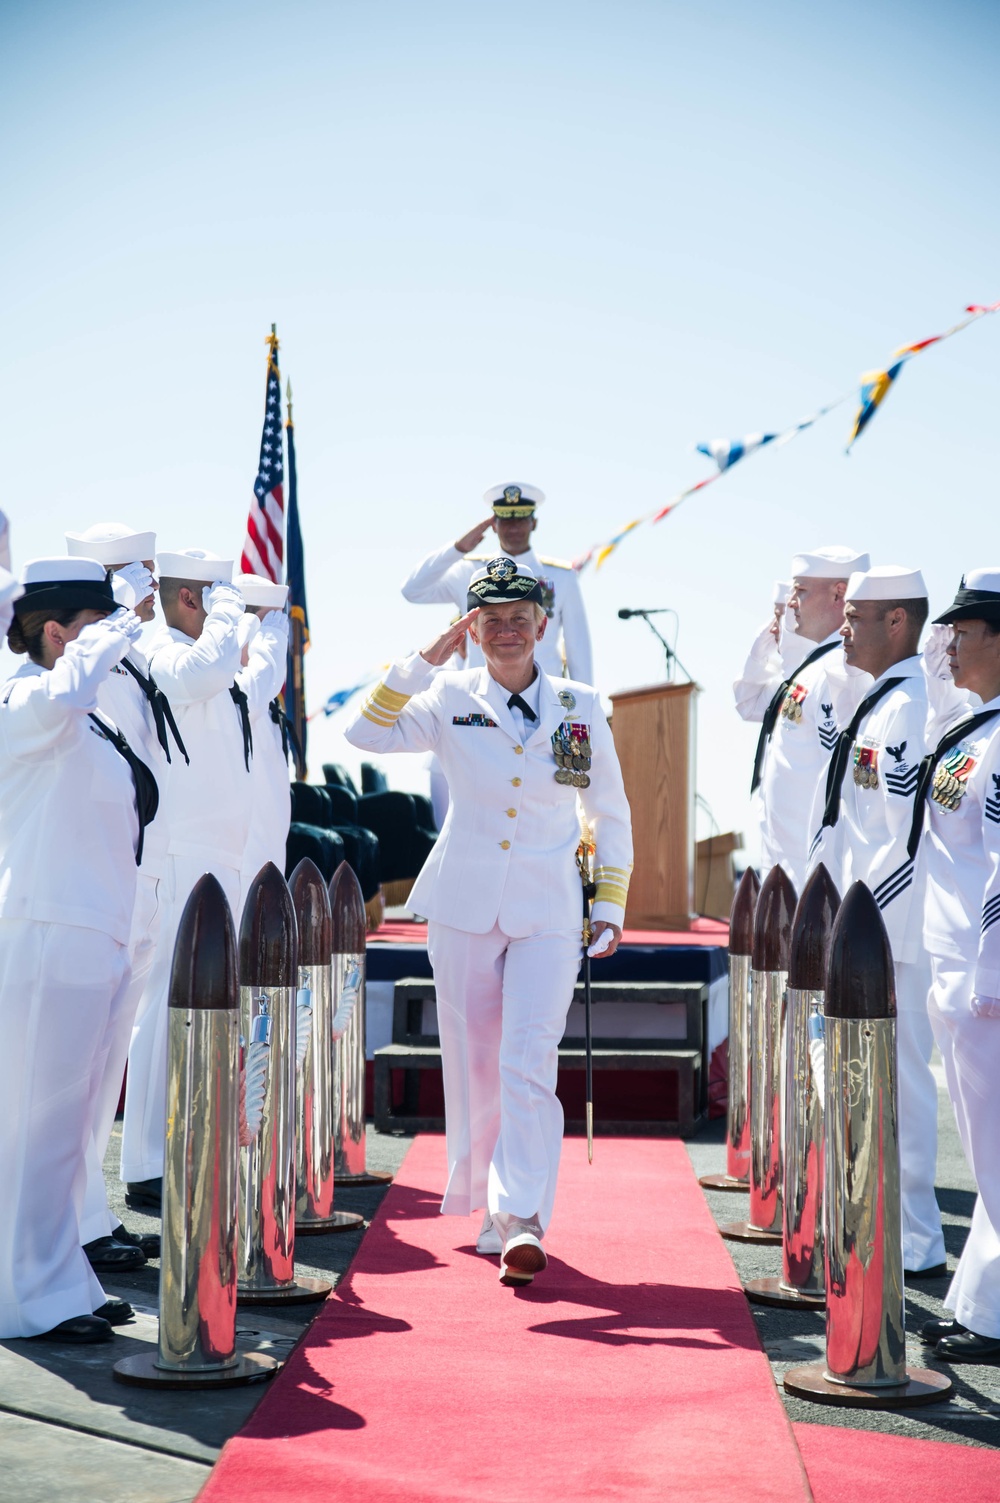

{"left": 2, "top": 0, "right": 998, "bottom": 845}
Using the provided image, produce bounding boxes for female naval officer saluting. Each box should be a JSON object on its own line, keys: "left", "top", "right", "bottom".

{"left": 346, "top": 557, "right": 632, "bottom": 1286}
{"left": 0, "top": 558, "right": 157, "bottom": 1344}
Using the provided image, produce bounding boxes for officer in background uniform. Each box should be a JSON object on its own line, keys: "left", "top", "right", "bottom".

{"left": 65, "top": 523, "right": 184, "bottom": 1273}
{"left": 120, "top": 550, "right": 249, "bottom": 1210}
{"left": 232, "top": 572, "right": 291, "bottom": 912}
{"left": 346, "top": 557, "right": 631, "bottom": 1285}
{"left": 738, "top": 545, "right": 870, "bottom": 891}
{"left": 401, "top": 483, "right": 594, "bottom": 684}
{"left": 914, "top": 569, "right": 1000, "bottom": 1363}
{"left": 0, "top": 560, "right": 148, "bottom": 1343}
{"left": 808, "top": 565, "right": 945, "bottom": 1278}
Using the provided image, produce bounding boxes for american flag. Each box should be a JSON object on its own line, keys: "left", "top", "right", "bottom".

{"left": 240, "top": 328, "right": 284, "bottom": 582}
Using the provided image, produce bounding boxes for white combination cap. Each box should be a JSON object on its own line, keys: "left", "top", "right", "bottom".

{"left": 773, "top": 580, "right": 791, "bottom": 605}
{"left": 233, "top": 572, "right": 289, "bottom": 609}
{"left": 483, "top": 482, "right": 545, "bottom": 517}
{"left": 791, "top": 546, "right": 871, "bottom": 579}
{"left": 846, "top": 565, "right": 928, "bottom": 602}
{"left": 934, "top": 567, "right": 1000, "bottom": 625}
{"left": 963, "top": 567, "right": 1000, "bottom": 594}
{"left": 15, "top": 556, "right": 115, "bottom": 616}
{"left": 156, "top": 549, "right": 234, "bottom": 584}
{"left": 65, "top": 522, "right": 156, "bottom": 566}
{"left": 21, "top": 556, "right": 107, "bottom": 585}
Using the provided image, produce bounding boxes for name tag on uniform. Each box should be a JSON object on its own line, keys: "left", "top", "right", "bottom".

{"left": 452, "top": 714, "right": 497, "bottom": 727}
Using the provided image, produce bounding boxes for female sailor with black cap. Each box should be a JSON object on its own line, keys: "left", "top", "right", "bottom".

{"left": 346, "top": 556, "right": 632, "bottom": 1285}
{"left": 0, "top": 559, "right": 155, "bottom": 1343}
{"left": 912, "top": 568, "right": 1000, "bottom": 1364}
{"left": 65, "top": 523, "right": 184, "bottom": 1274}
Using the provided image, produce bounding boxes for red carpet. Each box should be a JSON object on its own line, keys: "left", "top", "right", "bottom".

{"left": 199, "top": 1136, "right": 810, "bottom": 1503}
{"left": 795, "top": 1422, "right": 1000, "bottom": 1501}
{"left": 373, "top": 916, "right": 729, "bottom": 947}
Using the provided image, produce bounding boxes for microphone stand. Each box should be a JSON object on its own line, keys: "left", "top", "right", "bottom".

{"left": 630, "top": 613, "right": 692, "bottom": 684}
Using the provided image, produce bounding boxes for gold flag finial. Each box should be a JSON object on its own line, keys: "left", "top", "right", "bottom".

{"left": 265, "top": 323, "right": 280, "bottom": 367}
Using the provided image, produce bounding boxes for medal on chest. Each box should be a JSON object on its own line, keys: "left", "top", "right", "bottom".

{"left": 932, "top": 747, "right": 976, "bottom": 812}
{"left": 781, "top": 681, "right": 807, "bottom": 724}
{"left": 552, "top": 718, "right": 592, "bottom": 788}
{"left": 852, "top": 745, "right": 879, "bottom": 790}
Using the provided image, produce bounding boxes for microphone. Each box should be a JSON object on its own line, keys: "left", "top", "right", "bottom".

{"left": 617, "top": 608, "right": 668, "bottom": 619}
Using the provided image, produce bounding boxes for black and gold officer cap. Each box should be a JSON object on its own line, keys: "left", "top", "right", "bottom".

{"left": 467, "top": 556, "right": 545, "bottom": 609}
{"left": 484, "top": 482, "right": 545, "bottom": 520}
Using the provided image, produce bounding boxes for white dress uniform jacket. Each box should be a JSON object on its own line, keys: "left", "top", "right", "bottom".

{"left": 816, "top": 656, "right": 944, "bottom": 1271}
{"left": 237, "top": 612, "right": 291, "bottom": 904}
{"left": 344, "top": 654, "right": 632, "bottom": 932}
{"left": 0, "top": 621, "right": 140, "bottom": 1336}
{"left": 921, "top": 694, "right": 1000, "bottom": 1337}
{"left": 401, "top": 542, "right": 594, "bottom": 684}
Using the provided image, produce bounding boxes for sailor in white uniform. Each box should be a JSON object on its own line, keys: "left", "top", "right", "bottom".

{"left": 65, "top": 523, "right": 187, "bottom": 1271}
{"left": 913, "top": 569, "right": 1000, "bottom": 1362}
{"left": 0, "top": 509, "right": 20, "bottom": 638}
{"left": 0, "top": 560, "right": 151, "bottom": 1342}
{"left": 346, "top": 557, "right": 631, "bottom": 1285}
{"left": 808, "top": 565, "right": 945, "bottom": 1277}
{"left": 120, "top": 550, "right": 249, "bottom": 1207}
{"left": 401, "top": 483, "right": 594, "bottom": 684}
{"left": 738, "top": 545, "right": 870, "bottom": 892}
{"left": 233, "top": 573, "right": 291, "bottom": 909}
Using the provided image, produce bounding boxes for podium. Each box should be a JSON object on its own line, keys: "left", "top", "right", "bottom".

{"left": 609, "top": 680, "right": 698, "bottom": 930}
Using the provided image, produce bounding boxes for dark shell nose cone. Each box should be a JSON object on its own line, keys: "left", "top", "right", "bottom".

{"left": 729, "top": 866, "right": 761, "bottom": 956}
{"left": 239, "top": 862, "right": 298, "bottom": 987}
{"left": 789, "top": 863, "right": 842, "bottom": 990}
{"left": 329, "top": 861, "right": 367, "bottom": 954}
{"left": 289, "top": 857, "right": 333, "bottom": 966}
{"left": 752, "top": 865, "right": 798, "bottom": 972}
{"left": 169, "top": 873, "right": 238, "bottom": 1011}
{"left": 825, "top": 880, "right": 896, "bottom": 1020}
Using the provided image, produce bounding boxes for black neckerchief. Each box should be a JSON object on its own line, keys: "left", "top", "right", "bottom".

{"left": 818, "top": 676, "right": 905, "bottom": 830}
{"left": 229, "top": 683, "right": 253, "bottom": 771}
{"left": 907, "top": 706, "right": 1000, "bottom": 858}
{"left": 88, "top": 714, "right": 159, "bottom": 865}
{"left": 120, "top": 656, "right": 189, "bottom": 765}
{"left": 269, "top": 695, "right": 303, "bottom": 766}
{"left": 750, "top": 640, "right": 839, "bottom": 793}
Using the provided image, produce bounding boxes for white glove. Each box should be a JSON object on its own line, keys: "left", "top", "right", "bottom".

{"left": 587, "top": 927, "right": 615, "bottom": 958}
{"left": 72, "top": 607, "right": 142, "bottom": 662}
{"left": 922, "top": 623, "right": 953, "bottom": 682}
{"left": 748, "top": 620, "right": 779, "bottom": 664}
{"left": 104, "top": 606, "right": 144, "bottom": 645}
{"left": 236, "top": 613, "right": 261, "bottom": 651}
{"left": 0, "top": 508, "right": 10, "bottom": 572}
{"left": 202, "top": 580, "right": 244, "bottom": 619}
{"left": 0, "top": 564, "right": 22, "bottom": 638}
{"left": 111, "top": 563, "right": 155, "bottom": 612}
{"left": 295, "top": 986, "right": 313, "bottom": 1070}
{"left": 259, "top": 609, "right": 289, "bottom": 640}
{"left": 971, "top": 994, "right": 1000, "bottom": 1019}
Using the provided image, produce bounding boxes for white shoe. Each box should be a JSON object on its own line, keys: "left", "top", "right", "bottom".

{"left": 499, "top": 1215, "right": 547, "bottom": 1283}
{"left": 476, "top": 1211, "right": 503, "bottom": 1256}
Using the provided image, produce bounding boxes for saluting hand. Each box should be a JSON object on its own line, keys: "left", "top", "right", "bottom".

{"left": 454, "top": 516, "right": 496, "bottom": 555}
{"left": 420, "top": 609, "right": 480, "bottom": 667}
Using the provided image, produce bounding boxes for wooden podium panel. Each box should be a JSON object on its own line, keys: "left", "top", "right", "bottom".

{"left": 609, "top": 681, "right": 698, "bottom": 930}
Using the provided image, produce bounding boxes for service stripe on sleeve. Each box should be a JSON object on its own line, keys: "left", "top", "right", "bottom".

{"left": 361, "top": 681, "right": 411, "bottom": 726}
{"left": 595, "top": 879, "right": 629, "bottom": 908}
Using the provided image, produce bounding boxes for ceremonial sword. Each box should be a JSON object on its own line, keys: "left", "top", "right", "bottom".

{"left": 577, "top": 831, "right": 597, "bottom": 1163}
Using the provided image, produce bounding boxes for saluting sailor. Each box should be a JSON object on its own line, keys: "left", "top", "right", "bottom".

{"left": 808, "top": 565, "right": 945, "bottom": 1279}
{"left": 911, "top": 569, "right": 1000, "bottom": 1363}
{"left": 0, "top": 508, "right": 20, "bottom": 639}
{"left": 401, "top": 483, "right": 594, "bottom": 683}
{"left": 346, "top": 557, "right": 631, "bottom": 1284}
{"left": 120, "top": 550, "right": 250, "bottom": 1211}
{"left": 737, "top": 545, "right": 870, "bottom": 890}
{"left": 64, "top": 523, "right": 186, "bottom": 1274}
{"left": 232, "top": 573, "right": 292, "bottom": 911}
{"left": 0, "top": 560, "right": 154, "bottom": 1342}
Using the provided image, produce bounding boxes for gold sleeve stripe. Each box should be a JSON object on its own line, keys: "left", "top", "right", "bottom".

{"left": 370, "top": 684, "right": 411, "bottom": 712}
{"left": 595, "top": 865, "right": 631, "bottom": 879}
{"left": 595, "top": 880, "right": 629, "bottom": 907}
{"left": 362, "top": 706, "right": 399, "bottom": 727}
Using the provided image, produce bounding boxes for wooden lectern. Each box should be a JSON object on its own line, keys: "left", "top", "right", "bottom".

{"left": 609, "top": 680, "right": 698, "bottom": 930}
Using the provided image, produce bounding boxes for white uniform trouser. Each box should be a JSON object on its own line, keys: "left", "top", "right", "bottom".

{"left": 928, "top": 957, "right": 1000, "bottom": 1339}
{"left": 79, "top": 874, "right": 161, "bottom": 1243}
{"left": 896, "top": 956, "right": 946, "bottom": 1271}
{"left": 0, "top": 920, "right": 130, "bottom": 1336}
{"left": 121, "top": 854, "right": 241, "bottom": 1184}
{"left": 426, "top": 919, "right": 581, "bottom": 1233}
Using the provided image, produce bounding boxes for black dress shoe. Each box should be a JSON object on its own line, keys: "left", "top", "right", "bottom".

{"left": 93, "top": 1297, "right": 135, "bottom": 1326}
{"left": 905, "top": 1262, "right": 948, "bottom": 1280}
{"left": 83, "top": 1235, "right": 146, "bottom": 1271}
{"left": 936, "top": 1329, "right": 1000, "bottom": 1362}
{"left": 29, "top": 1315, "right": 113, "bottom": 1344}
{"left": 920, "top": 1316, "right": 966, "bottom": 1345}
{"left": 111, "top": 1221, "right": 160, "bottom": 1259}
{"left": 125, "top": 1178, "right": 162, "bottom": 1212}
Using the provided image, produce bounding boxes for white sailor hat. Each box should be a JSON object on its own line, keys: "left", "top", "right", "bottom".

{"left": 791, "top": 546, "right": 871, "bottom": 579}
{"left": 233, "top": 572, "right": 289, "bottom": 609}
{"left": 15, "top": 556, "right": 115, "bottom": 616}
{"left": 483, "top": 482, "right": 545, "bottom": 519}
{"left": 157, "top": 549, "right": 234, "bottom": 584}
{"left": 846, "top": 565, "right": 928, "bottom": 602}
{"left": 934, "top": 567, "right": 1000, "bottom": 625}
{"left": 65, "top": 522, "right": 157, "bottom": 566}
{"left": 773, "top": 580, "right": 791, "bottom": 605}
{"left": 467, "top": 556, "right": 545, "bottom": 609}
